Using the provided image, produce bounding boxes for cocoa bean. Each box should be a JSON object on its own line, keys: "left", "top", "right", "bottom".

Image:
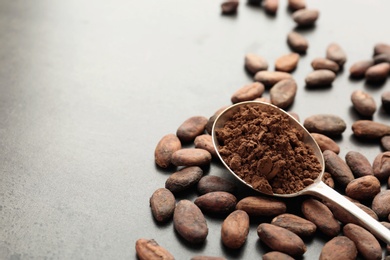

{"left": 326, "top": 43, "right": 347, "bottom": 67}
{"left": 275, "top": 53, "right": 300, "bottom": 72}
{"left": 262, "top": 0, "right": 278, "bottom": 15}
{"left": 301, "top": 198, "right": 340, "bottom": 237}
{"left": 374, "top": 43, "right": 390, "bottom": 56}
{"left": 349, "top": 59, "right": 374, "bottom": 78}
{"left": 254, "top": 71, "right": 292, "bottom": 88}
{"left": 351, "top": 90, "right": 377, "bottom": 117}
{"left": 257, "top": 223, "right": 307, "bottom": 256}
{"left": 287, "top": 0, "right": 306, "bottom": 11}
{"left": 231, "top": 82, "right": 265, "bottom": 103}
{"left": 374, "top": 53, "right": 390, "bottom": 64}
{"left": 270, "top": 78, "right": 297, "bottom": 109}
{"left": 155, "top": 134, "right": 182, "bottom": 168}
{"left": 365, "top": 62, "right": 390, "bottom": 83}
{"left": 271, "top": 213, "right": 317, "bottom": 237}
{"left": 292, "top": 9, "right": 319, "bottom": 27}
{"left": 194, "top": 134, "right": 217, "bottom": 158}
{"left": 305, "top": 69, "right": 336, "bottom": 88}
{"left": 345, "top": 175, "right": 380, "bottom": 201}
{"left": 343, "top": 223, "right": 382, "bottom": 260}
{"left": 171, "top": 148, "right": 212, "bottom": 167}
{"left": 345, "top": 151, "right": 374, "bottom": 177}
{"left": 373, "top": 152, "right": 390, "bottom": 180}
{"left": 176, "top": 116, "right": 208, "bottom": 143}
{"left": 372, "top": 189, "right": 390, "bottom": 219}
{"left": 311, "top": 133, "right": 340, "bottom": 154}
{"left": 221, "top": 210, "right": 250, "bottom": 249}
{"left": 244, "top": 53, "right": 269, "bottom": 74}
{"left": 191, "top": 257, "right": 226, "bottom": 260}
{"left": 319, "top": 236, "right": 357, "bottom": 260}
{"left": 382, "top": 135, "right": 390, "bottom": 151}
{"left": 135, "top": 238, "right": 175, "bottom": 260}
{"left": 382, "top": 91, "right": 390, "bottom": 113}
{"left": 263, "top": 251, "right": 294, "bottom": 260}
{"left": 173, "top": 200, "right": 208, "bottom": 244}
{"left": 205, "top": 106, "right": 228, "bottom": 135}
{"left": 235, "top": 196, "right": 286, "bottom": 217}
{"left": 304, "top": 114, "right": 346, "bottom": 136}
{"left": 311, "top": 57, "right": 340, "bottom": 73}
{"left": 288, "top": 111, "right": 300, "bottom": 122}
{"left": 322, "top": 172, "right": 335, "bottom": 188}
{"left": 165, "top": 166, "right": 203, "bottom": 193}
{"left": 150, "top": 188, "right": 176, "bottom": 222}
{"left": 194, "top": 191, "right": 237, "bottom": 215}
{"left": 287, "top": 31, "right": 308, "bottom": 54}
{"left": 221, "top": 0, "right": 239, "bottom": 15}
{"left": 352, "top": 120, "right": 390, "bottom": 139}
{"left": 197, "top": 175, "right": 237, "bottom": 195}
{"left": 323, "top": 150, "right": 354, "bottom": 187}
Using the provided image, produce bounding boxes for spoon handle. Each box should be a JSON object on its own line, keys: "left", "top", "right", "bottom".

{"left": 306, "top": 180, "right": 390, "bottom": 245}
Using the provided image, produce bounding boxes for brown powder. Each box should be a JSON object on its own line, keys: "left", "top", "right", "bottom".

{"left": 215, "top": 104, "right": 321, "bottom": 195}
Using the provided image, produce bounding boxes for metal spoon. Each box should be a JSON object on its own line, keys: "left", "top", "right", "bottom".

{"left": 211, "top": 100, "right": 390, "bottom": 244}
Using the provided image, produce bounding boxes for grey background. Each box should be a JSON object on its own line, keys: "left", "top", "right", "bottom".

{"left": 0, "top": 0, "right": 389, "bottom": 259}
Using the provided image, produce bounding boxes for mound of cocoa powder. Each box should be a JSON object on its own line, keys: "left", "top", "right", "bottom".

{"left": 215, "top": 103, "right": 321, "bottom": 195}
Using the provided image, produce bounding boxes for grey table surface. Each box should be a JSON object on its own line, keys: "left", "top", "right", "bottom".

{"left": 1, "top": 0, "right": 390, "bottom": 259}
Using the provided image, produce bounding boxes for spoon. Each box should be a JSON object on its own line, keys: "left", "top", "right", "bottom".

{"left": 211, "top": 100, "right": 390, "bottom": 244}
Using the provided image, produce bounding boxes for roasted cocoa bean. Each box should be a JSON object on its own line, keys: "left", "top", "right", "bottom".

{"left": 173, "top": 200, "right": 208, "bottom": 244}
{"left": 271, "top": 213, "right": 317, "bottom": 237}
{"left": 263, "top": 251, "right": 294, "bottom": 260}
{"left": 235, "top": 196, "right": 286, "bottom": 217}
{"left": 373, "top": 149, "right": 390, "bottom": 176}
{"left": 150, "top": 188, "right": 176, "bottom": 222}
{"left": 345, "top": 175, "right": 380, "bottom": 201}
{"left": 221, "top": 210, "right": 250, "bottom": 249}
{"left": 221, "top": 0, "right": 239, "bottom": 14}
{"left": 292, "top": 8, "right": 319, "bottom": 27}
{"left": 326, "top": 43, "right": 347, "bottom": 67}
{"left": 351, "top": 89, "right": 377, "bottom": 117}
{"left": 382, "top": 91, "right": 390, "bottom": 113}
{"left": 352, "top": 120, "right": 390, "bottom": 139}
{"left": 365, "top": 62, "right": 390, "bottom": 83}
{"left": 176, "top": 116, "right": 208, "bottom": 143}
{"left": 135, "top": 238, "right": 175, "bottom": 260}
{"left": 287, "top": 31, "right": 308, "bottom": 54}
{"left": 382, "top": 136, "right": 390, "bottom": 151}
{"left": 197, "top": 175, "right": 237, "bottom": 195}
{"left": 194, "top": 191, "right": 237, "bottom": 215}
{"left": 165, "top": 166, "right": 203, "bottom": 193}
{"left": 345, "top": 151, "right": 374, "bottom": 177}
{"left": 349, "top": 59, "right": 375, "bottom": 78}
{"left": 301, "top": 198, "right": 340, "bottom": 237}
{"left": 254, "top": 71, "right": 293, "bottom": 88}
{"left": 323, "top": 150, "right": 354, "bottom": 187}
{"left": 155, "top": 134, "right": 182, "bottom": 168}
{"left": 275, "top": 53, "right": 300, "bottom": 72}
{"left": 305, "top": 69, "right": 336, "bottom": 88}
{"left": 374, "top": 53, "right": 390, "bottom": 64}
{"left": 171, "top": 148, "right": 212, "bottom": 167}
{"left": 311, "top": 57, "right": 339, "bottom": 73}
{"left": 257, "top": 223, "right": 307, "bottom": 256}
{"left": 374, "top": 43, "right": 390, "bottom": 56}
{"left": 194, "top": 134, "right": 217, "bottom": 158}
{"left": 343, "top": 223, "right": 382, "bottom": 260}
{"left": 319, "top": 236, "right": 357, "bottom": 260}
{"left": 244, "top": 53, "right": 269, "bottom": 74}
{"left": 311, "top": 133, "right": 340, "bottom": 154}
{"left": 231, "top": 82, "right": 265, "bottom": 103}
{"left": 270, "top": 78, "right": 297, "bottom": 109}
{"left": 322, "top": 172, "right": 335, "bottom": 188}
{"left": 304, "top": 114, "right": 346, "bottom": 136}
{"left": 262, "top": 0, "right": 278, "bottom": 15}
{"left": 287, "top": 0, "right": 306, "bottom": 11}
{"left": 372, "top": 190, "right": 390, "bottom": 219}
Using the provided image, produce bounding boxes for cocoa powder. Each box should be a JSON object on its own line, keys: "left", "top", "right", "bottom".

{"left": 215, "top": 103, "right": 321, "bottom": 194}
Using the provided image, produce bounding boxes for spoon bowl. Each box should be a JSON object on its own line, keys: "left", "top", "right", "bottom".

{"left": 212, "top": 101, "right": 390, "bottom": 244}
